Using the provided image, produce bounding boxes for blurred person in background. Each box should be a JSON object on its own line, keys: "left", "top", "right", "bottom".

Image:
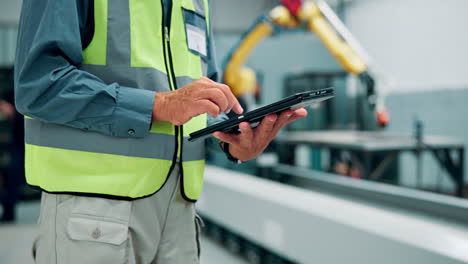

{"left": 0, "top": 72, "right": 25, "bottom": 222}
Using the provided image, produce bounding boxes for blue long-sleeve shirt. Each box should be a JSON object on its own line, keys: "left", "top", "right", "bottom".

{"left": 14, "top": 0, "right": 222, "bottom": 138}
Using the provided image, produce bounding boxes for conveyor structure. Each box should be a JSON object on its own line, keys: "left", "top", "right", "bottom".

{"left": 197, "top": 166, "right": 468, "bottom": 264}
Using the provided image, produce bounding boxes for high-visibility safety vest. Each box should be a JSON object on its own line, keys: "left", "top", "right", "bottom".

{"left": 24, "top": 0, "right": 211, "bottom": 201}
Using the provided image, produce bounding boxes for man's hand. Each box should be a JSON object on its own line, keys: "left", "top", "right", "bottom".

{"left": 213, "top": 108, "right": 308, "bottom": 162}
{"left": 152, "top": 77, "right": 243, "bottom": 126}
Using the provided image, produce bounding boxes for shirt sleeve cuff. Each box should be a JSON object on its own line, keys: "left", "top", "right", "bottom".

{"left": 112, "top": 86, "right": 155, "bottom": 137}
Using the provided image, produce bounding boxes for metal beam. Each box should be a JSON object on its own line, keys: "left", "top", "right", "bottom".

{"left": 198, "top": 166, "right": 468, "bottom": 264}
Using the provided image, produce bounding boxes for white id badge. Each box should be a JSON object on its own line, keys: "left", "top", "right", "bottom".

{"left": 186, "top": 24, "right": 207, "bottom": 57}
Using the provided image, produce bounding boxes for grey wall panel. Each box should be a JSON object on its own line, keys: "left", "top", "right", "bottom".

{"left": 0, "top": 0, "right": 22, "bottom": 25}
{"left": 211, "top": 0, "right": 343, "bottom": 33}
{"left": 0, "top": 0, "right": 21, "bottom": 65}
{"left": 344, "top": 0, "right": 468, "bottom": 93}
{"left": 342, "top": 0, "right": 468, "bottom": 188}
{"left": 211, "top": 0, "right": 276, "bottom": 33}
{"left": 0, "top": 27, "right": 17, "bottom": 66}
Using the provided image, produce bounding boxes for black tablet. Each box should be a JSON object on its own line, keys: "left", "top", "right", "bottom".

{"left": 188, "top": 88, "right": 335, "bottom": 142}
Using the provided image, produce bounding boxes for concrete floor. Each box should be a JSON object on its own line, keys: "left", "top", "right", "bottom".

{"left": 0, "top": 201, "right": 247, "bottom": 264}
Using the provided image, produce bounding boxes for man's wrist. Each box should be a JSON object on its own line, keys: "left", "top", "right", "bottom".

{"left": 152, "top": 92, "right": 168, "bottom": 122}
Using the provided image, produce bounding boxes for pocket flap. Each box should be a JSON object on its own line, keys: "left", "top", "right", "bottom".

{"left": 67, "top": 217, "right": 128, "bottom": 246}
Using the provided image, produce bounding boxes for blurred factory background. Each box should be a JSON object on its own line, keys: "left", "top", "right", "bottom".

{"left": 1, "top": 0, "right": 468, "bottom": 264}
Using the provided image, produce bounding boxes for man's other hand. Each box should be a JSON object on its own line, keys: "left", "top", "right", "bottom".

{"left": 213, "top": 108, "right": 308, "bottom": 162}
{"left": 152, "top": 77, "right": 243, "bottom": 126}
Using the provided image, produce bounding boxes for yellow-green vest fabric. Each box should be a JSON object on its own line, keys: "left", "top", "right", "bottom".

{"left": 24, "top": 0, "right": 210, "bottom": 201}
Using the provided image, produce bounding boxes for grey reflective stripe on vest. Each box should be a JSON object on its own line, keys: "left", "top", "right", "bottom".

{"left": 192, "top": 0, "right": 208, "bottom": 78}
{"left": 201, "top": 60, "right": 208, "bottom": 77}
{"left": 81, "top": 64, "right": 172, "bottom": 92}
{"left": 25, "top": 119, "right": 205, "bottom": 161}
{"left": 176, "top": 76, "right": 198, "bottom": 88}
{"left": 182, "top": 137, "right": 206, "bottom": 162}
{"left": 82, "top": 64, "right": 200, "bottom": 92}
{"left": 107, "top": 0, "right": 131, "bottom": 65}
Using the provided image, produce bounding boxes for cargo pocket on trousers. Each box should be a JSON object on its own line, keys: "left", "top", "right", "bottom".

{"left": 59, "top": 217, "right": 129, "bottom": 264}
{"left": 57, "top": 197, "right": 131, "bottom": 264}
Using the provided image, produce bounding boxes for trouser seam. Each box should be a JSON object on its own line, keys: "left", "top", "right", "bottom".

{"left": 195, "top": 218, "right": 201, "bottom": 259}
{"left": 124, "top": 200, "right": 133, "bottom": 264}
{"left": 158, "top": 169, "right": 180, "bottom": 242}
{"left": 153, "top": 170, "right": 180, "bottom": 261}
{"left": 54, "top": 195, "right": 58, "bottom": 264}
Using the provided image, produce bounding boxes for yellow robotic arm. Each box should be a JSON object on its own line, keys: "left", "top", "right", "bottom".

{"left": 223, "top": 19, "right": 274, "bottom": 97}
{"left": 222, "top": 0, "right": 389, "bottom": 127}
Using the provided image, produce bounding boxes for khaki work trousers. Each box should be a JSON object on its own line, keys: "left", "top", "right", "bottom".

{"left": 34, "top": 164, "right": 202, "bottom": 264}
